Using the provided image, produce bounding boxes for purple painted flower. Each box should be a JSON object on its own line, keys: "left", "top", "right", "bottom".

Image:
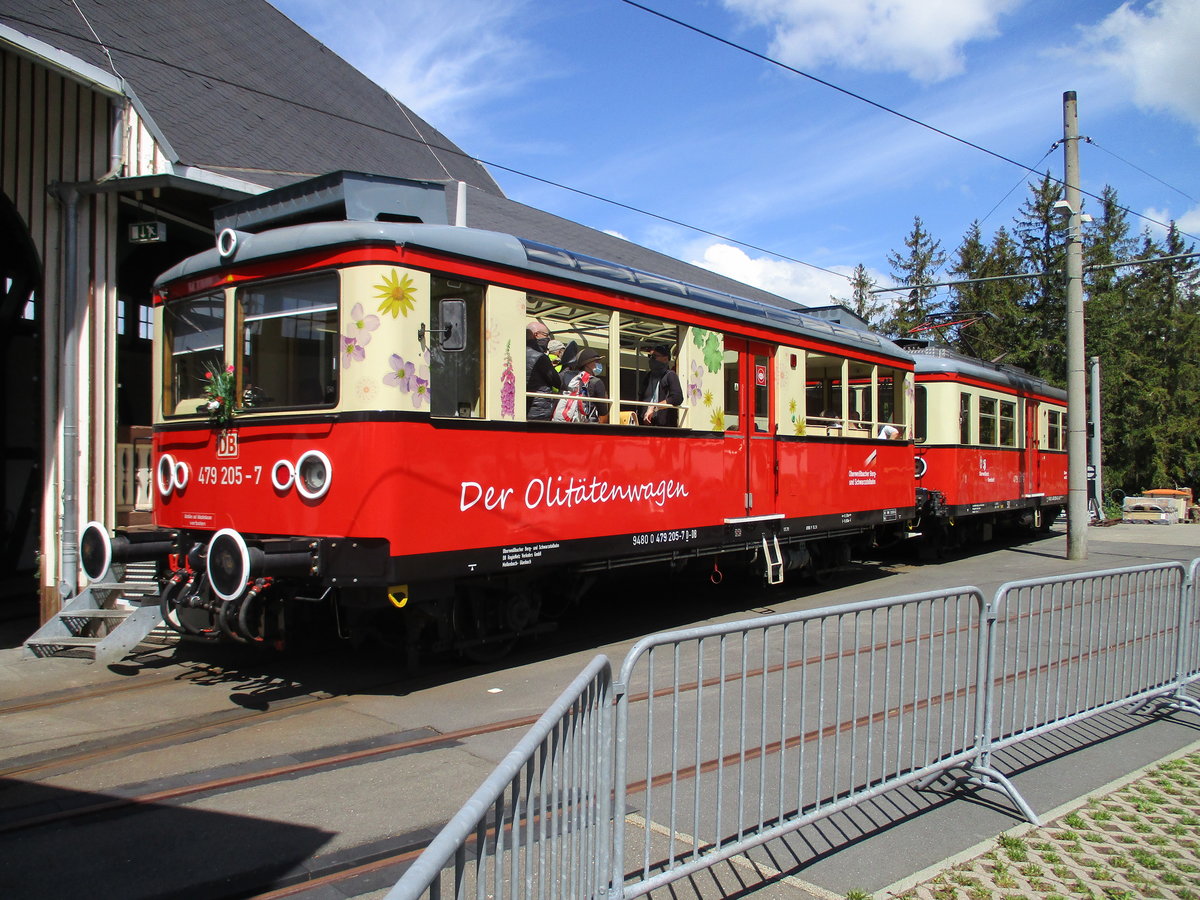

{"left": 384, "top": 353, "right": 415, "bottom": 391}
{"left": 500, "top": 342, "right": 516, "bottom": 418}
{"left": 687, "top": 360, "right": 704, "bottom": 406}
{"left": 341, "top": 336, "right": 364, "bottom": 368}
{"left": 411, "top": 374, "right": 431, "bottom": 409}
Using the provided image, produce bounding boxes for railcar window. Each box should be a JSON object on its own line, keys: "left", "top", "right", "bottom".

{"left": 430, "top": 277, "right": 484, "bottom": 418}
{"left": 526, "top": 293, "right": 622, "bottom": 423}
{"left": 1047, "top": 409, "right": 1063, "bottom": 450}
{"left": 619, "top": 313, "right": 681, "bottom": 426}
{"left": 163, "top": 291, "right": 224, "bottom": 417}
{"left": 237, "top": 273, "right": 339, "bottom": 410}
{"left": 723, "top": 350, "right": 740, "bottom": 431}
{"left": 878, "top": 369, "right": 899, "bottom": 426}
{"left": 914, "top": 386, "right": 927, "bottom": 442}
{"left": 847, "top": 359, "right": 873, "bottom": 434}
{"left": 999, "top": 400, "right": 1017, "bottom": 446}
{"left": 959, "top": 392, "right": 971, "bottom": 444}
{"left": 979, "top": 396, "right": 998, "bottom": 445}
{"left": 805, "top": 352, "right": 844, "bottom": 432}
{"left": 753, "top": 353, "right": 769, "bottom": 432}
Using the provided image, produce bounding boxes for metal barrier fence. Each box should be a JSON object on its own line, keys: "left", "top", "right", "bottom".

{"left": 389, "top": 558, "right": 1200, "bottom": 900}
{"left": 611, "top": 588, "right": 987, "bottom": 897}
{"left": 388, "top": 655, "right": 613, "bottom": 900}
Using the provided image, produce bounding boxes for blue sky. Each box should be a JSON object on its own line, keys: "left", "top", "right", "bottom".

{"left": 273, "top": 0, "right": 1199, "bottom": 307}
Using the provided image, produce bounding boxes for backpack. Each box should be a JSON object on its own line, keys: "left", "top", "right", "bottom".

{"left": 552, "top": 371, "right": 591, "bottom": 423}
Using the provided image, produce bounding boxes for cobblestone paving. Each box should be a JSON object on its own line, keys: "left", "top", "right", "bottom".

{"left": 897, "top": 752, "right": 1200, "bottom": 900}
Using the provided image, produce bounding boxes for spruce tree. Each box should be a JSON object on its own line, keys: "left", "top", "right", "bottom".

{"left": 884, "top": 216, "right": 946, "bottom": 337}
{"left": 831, "top": 263, "right": 887, "bottom": 329}
{"left": 1013, "top": 173, "right": 1068, "bottom": 383}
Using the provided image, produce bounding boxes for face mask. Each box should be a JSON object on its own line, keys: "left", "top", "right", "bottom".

{"left": 536, "top": 337, "right": 550, "bottom": 352}
{"left": 649, "top": 358, "right": 666, "bottom": 374}
{"left": 592, "top": 363, "right": 604, "bottom": 375}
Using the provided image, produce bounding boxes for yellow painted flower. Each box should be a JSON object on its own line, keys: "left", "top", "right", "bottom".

{"left": 375, "top": 270, "right": 416, "bottom": 318}
{"left": 795, "top": 421, "right": 806, "bottom": 436}
{"left": 703, "top": 389, "right": 713, "bottom": 407}
{"left": 789, "top": 398, "right": 797, "bottom": 414}
{"left": 710, "top": 409, "right": 725, "bottom": 432}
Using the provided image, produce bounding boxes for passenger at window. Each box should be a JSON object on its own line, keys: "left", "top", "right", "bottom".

{"left": 641, "top": 344, "right": 683, "bottom": 426}
{"left": 547, "top": 339, "right": 566, "bottom": 372}
{"left": 877, "top": 423, "right": 901, "bottom": 440}
{"left": 576, "top": 347, "right": 609, "bottom": 423}
{"left": 526, "top": 322, "right": 562, "bottom": 420}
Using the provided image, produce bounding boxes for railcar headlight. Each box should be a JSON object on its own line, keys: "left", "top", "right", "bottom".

{"left": 80, "top": 521, "right": 113, "bottom": 581}
{"left": 156, "top": 454, "right": 177, "bottom": 496}
{"left": 295, "top": 450, "right": 332, "bottom": 500}
{"left": 208, "top": 528, "right": 251, "bottom": 602}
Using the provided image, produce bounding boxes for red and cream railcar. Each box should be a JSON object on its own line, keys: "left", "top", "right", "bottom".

{"left": 80, "top": 174, "right": 917, "bottom": 653}
{"left": 911, "top": 346, "right": 1067, "bottom": 543}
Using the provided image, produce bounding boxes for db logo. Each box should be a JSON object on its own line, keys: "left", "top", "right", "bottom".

{"left": 216, "top": 430, "right": 239, "bottom": 459}
{"left": 755, "top": 364, "right": 767, "bottom": 386}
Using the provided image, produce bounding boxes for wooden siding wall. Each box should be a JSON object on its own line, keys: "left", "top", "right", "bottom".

{"left": 0, "top": 47, "right": 121, "bottom": 616}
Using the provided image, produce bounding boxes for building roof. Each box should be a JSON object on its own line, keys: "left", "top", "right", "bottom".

{"left": 0, "top": 0, "right": 502, "bottom": 193}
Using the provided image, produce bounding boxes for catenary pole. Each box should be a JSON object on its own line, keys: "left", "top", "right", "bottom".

{"left": 1090, "top": 356, "right": 1103, "bottom": 519}
{"left": 1063, "top": 92, "right": 1088, "bottom": 558}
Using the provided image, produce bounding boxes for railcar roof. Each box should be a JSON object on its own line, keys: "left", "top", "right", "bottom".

{"left": 911, "top": 347, "right": 1067, "bottom": 400}
{"left": 156, "top": 220, "right": 912, "bottom": 362}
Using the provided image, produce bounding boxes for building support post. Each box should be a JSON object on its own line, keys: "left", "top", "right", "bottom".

{"left": 48, "top": 182, "right": 81, "bottom": 602}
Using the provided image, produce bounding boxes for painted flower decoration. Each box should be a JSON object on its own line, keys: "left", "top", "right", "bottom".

{"left": 341, "top": 336, "right": 365, "bottom": 368}
{"left": 375, "top": 269, "right": 417, "bottom": 318}
{"left": 385, "top": 353, "right": 416, "bottom": 391}
{"left": 500, "top": 340, "right": 516, "bottom": 418}
{"left": 709, "top": 409, "right": 725, "bottom": 432}
{"left": 687, "top": 359, "right": 704, "bottom": 406}
{"left": 411, "top": 372, "right": 431, "bottom": 409}
{"left": 384, "top": 354, "right": 431, "bottom": 409}
{"left": 347, "top": 303, "right": 380, "bottom": 346}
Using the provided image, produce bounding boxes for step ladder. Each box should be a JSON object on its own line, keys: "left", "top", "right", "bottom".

{"left": 23, "top": 563, "right": 171, "bottom": 664}
{"left": 761, "top": 535, "right": 785, "bottom": 585}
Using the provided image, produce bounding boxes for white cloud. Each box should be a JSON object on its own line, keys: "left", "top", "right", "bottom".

{"left": 721, "top": 0, "right": 1024, "bottom": 83}
{"left": 274, "top": 0, "right": 541, "bottom": 131}
{"left": 1078, "top": 0, "right": 1200, "bottom": 137}
{"left": 691, "top": 243, "right": 865, "bottom": 307}
{"left": 1144, "top": 205, "right": 1200, "bottom": 239}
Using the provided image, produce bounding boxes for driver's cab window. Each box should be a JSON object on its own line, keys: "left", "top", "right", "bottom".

{"left": 237, "top": 273, "right": 339, "bottom": 410}
{"left": 430, "top": 276, "right": 484, "bottom": 418}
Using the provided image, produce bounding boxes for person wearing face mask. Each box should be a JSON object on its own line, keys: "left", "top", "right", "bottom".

{"left": 552, "top": 346, "right": 609, "bottom": 423}
{"left": 526, "top": 321, "right": 562, "bottom": 420}
{"left": 576, "top": 347, "right": 609, "bottom": 423}
{"left": 641, "top": 344, "right": 683, "bottom": 426}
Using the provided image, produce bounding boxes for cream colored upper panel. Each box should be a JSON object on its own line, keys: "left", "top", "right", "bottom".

{"left": 339, "top": 265, "right": 431, "bottom": 414}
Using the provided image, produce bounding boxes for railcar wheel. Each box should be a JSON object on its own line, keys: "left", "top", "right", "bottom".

{"left": 452, "top": 584, "right": 541, "bottom": 663}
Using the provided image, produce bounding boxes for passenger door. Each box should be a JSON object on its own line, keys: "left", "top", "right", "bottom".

{"left": 1023, "top": 401, "right": 1040, "bottom": 496}
{"left": 723, "top": 338, "right": 777, "bottom": 518}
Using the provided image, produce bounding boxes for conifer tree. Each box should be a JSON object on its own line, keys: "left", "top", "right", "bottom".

{"left": 946, "top": 222, "right": 1030, "bottom": 363}
{"left": 884, "top": 216, "right": 946, "bottom": 337}
{"left": 831, "top": 263, "right": 887, "bottom": 329}
{"left": 1012, "top": 173, "right": 1068, "bottom": 383}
